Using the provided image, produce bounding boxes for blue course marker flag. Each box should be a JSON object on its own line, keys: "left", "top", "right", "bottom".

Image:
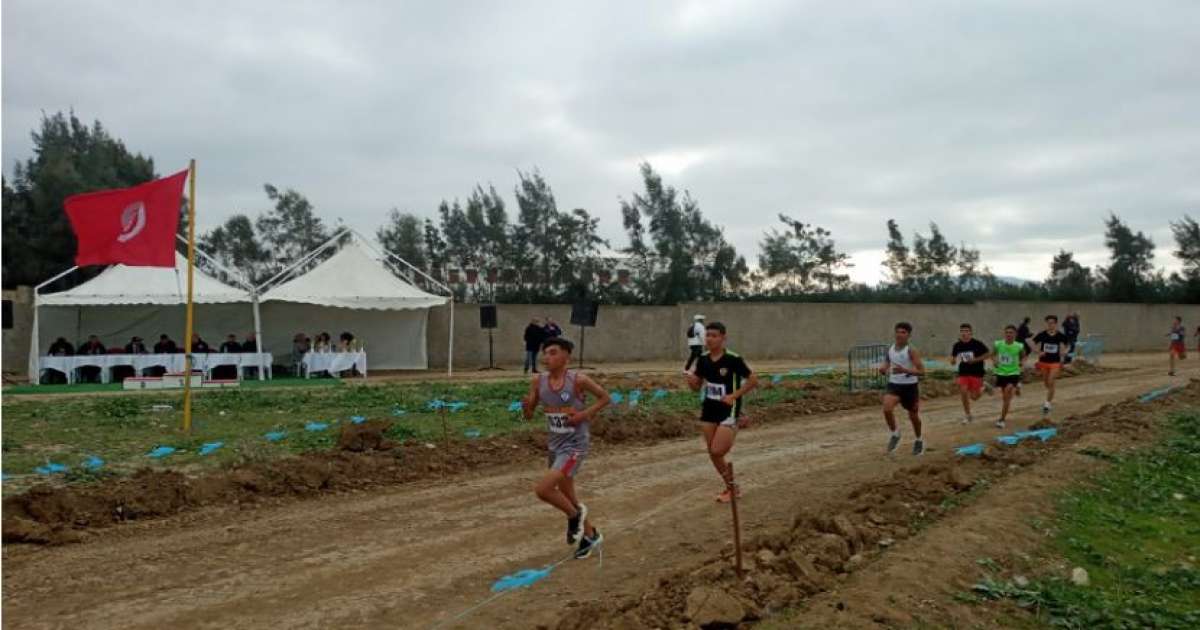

{"left": 35, "top": 462, "right": 69, "bottom": 475}
{"left": 147, "top": 446, "right": 176, "bottom": 459}
{"left": 771, "top": 374, "right": 784, "bottom": 384}
{"left": 82, "top": 455, "right": 105, "bottom": 470}
{"left": 264, "top": 431, "right": 287, "bottom": 442}
{"left": 447, "top": 402, "right": 468, "bottom": 412}
{"left": 464, "top": 429, "right": 483, "bottom": 438}
{"left": 427, "top": 399, "right": 447, "bottom": 411}
{"left": 652, "top": 388, "right": 668, "bottom": 400}
{"left": 492, "top": 567, "right": 553, "bottom": 593}
{"left": 508, "top": 400, "right": 523, "bottom": 412}
{"left": 610, "top": 392, "right": 624, "bottom": 404}
{"left": 996, "top": 435, "right": 1020, "bottom": 446}
{"left": 305, "top": 422, "right": 329, "bottom": 432}
{"left": 955, "top": 443, "right": 985, "bottom": 457}
{"left": 198, "top": 442, "right": 224, "bottom": 456}
{"left": 391, "top": 408, "right": 406, "bottom": 417}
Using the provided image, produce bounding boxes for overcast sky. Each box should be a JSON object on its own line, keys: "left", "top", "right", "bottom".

{"left": 4, "top": 0, "right": 1199, "bottom": 283}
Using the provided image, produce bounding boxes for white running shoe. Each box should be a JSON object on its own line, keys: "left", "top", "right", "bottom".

{"left": 995, "top": 419, "right": 1006, "bottom": 429}
{"left": 1042, "top": 401, "right": 1052, "bottom": 416}
{"left": 961, "top": 414, "right": 973, "bottom": 425}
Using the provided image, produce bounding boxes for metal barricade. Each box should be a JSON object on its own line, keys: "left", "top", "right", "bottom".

{"left": 1074, "top": 333, "right": 1105, "bottom": 365}
{"left": 847, "top": 343, "right": 888, "bottom": 391}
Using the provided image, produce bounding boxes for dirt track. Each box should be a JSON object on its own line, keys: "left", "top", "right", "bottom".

{"left": 1, "top": 354, "right": 1189, "bottom": 629}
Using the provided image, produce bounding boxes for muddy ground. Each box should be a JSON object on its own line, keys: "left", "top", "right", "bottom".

{"left": 0, "top": 355, "right": 1185, "bottom": 629}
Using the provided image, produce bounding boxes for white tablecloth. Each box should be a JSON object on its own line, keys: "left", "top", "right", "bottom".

{"left": 302, "top": 351, "right": 367, "bottom": 378}
{"left": 40, "top": 353, "right": 273, "bottom": 384}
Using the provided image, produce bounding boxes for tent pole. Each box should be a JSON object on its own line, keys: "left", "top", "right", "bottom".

{"left": 28, "top": 292, "right": 40, "bottom": 384}
{"left": 252, "top": 293, "right": 265, "bottom": 381}
{"left": 448, "top": 298, "right": 454, "bottom": 376}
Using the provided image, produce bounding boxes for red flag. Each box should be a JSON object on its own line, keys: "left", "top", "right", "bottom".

{"left": 64, "top": 169, "right": 188, "bottom": 267}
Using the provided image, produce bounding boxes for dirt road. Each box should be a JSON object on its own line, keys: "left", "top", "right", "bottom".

{"left": 1, "top": 354, "right": 1187, "bottom": 629}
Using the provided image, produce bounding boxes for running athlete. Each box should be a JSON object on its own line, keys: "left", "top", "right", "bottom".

{"left": 1026, "top": 315, "right": 1069, "bottom": 418}
{"left": 522, "top": 337, "right": 611, "bottom": 559}
{"left": 1168, "top": 316, "right": 1186, "bottom": 376}
{"left": 992, "top": 325, "right": 1026, "bottom": 429}
{"left": 951, "top": 323, "right": 991, "bottom": 424}
{"left": 686, "top": 321, "right": 759, "bottom": 503}
{"left": 880, "top": 322, "right": 926, "bottom": 456}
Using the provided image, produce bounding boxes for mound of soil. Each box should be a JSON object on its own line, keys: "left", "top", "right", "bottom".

{"left": 553, "top": 379, "right": 1198, "bottom": 630}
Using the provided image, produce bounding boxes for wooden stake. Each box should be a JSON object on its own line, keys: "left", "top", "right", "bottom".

{"left": 728, "top": 462, "right": 744, "bottom": 578}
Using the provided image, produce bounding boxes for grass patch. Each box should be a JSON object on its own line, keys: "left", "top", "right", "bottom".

{"left": 0, "top": 372, "right": 830, "bottom": 481}
{"left": 987, "top": 410, "right": 1200, "bottom": 628}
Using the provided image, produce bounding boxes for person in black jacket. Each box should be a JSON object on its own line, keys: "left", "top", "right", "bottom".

{"left": 48, "top": 337, "right": 74, "bottom": 356}
{"left": 1062, "top": 312, "right": 1080, "bottom": 363}
{"left": 125, "top": 336, "right": 148, "bottom": 354}
{"left": 154, "top": 334, "right": 179, "bottom": 354}
{"left": 523, "top": 317, "right": 545, "bottom": 374}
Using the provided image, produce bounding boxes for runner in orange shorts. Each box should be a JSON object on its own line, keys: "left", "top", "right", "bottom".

{"left": 950, "top": 323, "right": 991, "bottom": 424}
{"left": 1026, "top": 315, "right": 1069, "bottom": 418}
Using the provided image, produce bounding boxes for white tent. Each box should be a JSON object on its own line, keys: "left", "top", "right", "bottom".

{"left": 258, "top": 230, "right": 452, "bottom": 372}
{"left": 30, "top": 249, "right": 264, "bottom": 382}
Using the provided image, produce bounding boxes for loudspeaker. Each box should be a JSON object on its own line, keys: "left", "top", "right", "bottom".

{"left": 570, "top": 301, "right": 600, "bottom": 327}
{"left": 479, "top": 305, "right": 498, "bottom": 329}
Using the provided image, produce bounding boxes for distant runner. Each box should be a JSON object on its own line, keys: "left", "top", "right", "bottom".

{"left": 880, "top": 322, "right": 926, "bottom": 456}
{"left": 1027, "top": 315, "right": 1068, "bottom": 418}
{"left": 1168, "top": 316, "right": 1186, "bottom": 376}
{"left": 951, "top": 323, "right": 992, "bottom": 424}
{"left": 522, "top": 337, "right": 611, "bottom": 559}
{"left": 684, "top": 314, "right": 706, "bottom": 372}
{"left": 686, "top": 321, "right": 759, "bottom": 503}
{"left": 992, "top": 325, "right": 1026, "bottom": 429}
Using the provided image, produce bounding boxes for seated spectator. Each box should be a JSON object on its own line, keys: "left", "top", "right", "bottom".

{"left": 48, "top": 337, "right": 74, "bottom": 356}
{"left": 339, "top": 331, "right": 356, "bottom": 351}
{"left": 42, "top": 336, "right": 73, "bottom": 383}
{"left": 219, "top": 334, "right": 242, "bottom": 353}
{"left": 76, "top": 335, "right": 106, "bottom": 383}
{"left": 191, "top": 333, "right": 212, "bottom": 353}
{"left": 287, "top": 332, "right": 309, "bottom": 375}
{"left": 241, "top": 333, "right": 258, "bottom": 353}
{"left": 77, "top": 335, "right": 106, "bottom": 355}
{"left": 125, "top": 336, "right": 148, "bottom": 354}
{"left": 313, "top": 331, "right": 332, "bottom": 352}
{"left": 154, "top": 334, "right": 178, "bottom": 354}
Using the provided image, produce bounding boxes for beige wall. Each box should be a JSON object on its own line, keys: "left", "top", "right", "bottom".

{"left": 426, "top": 301, "right": 1200, "bottom": 369}
{"left": 8, "top": 295, "right": 1198, "bottom": 377}
{"left": 2, "top": 286, "right": 34, "bottom": 377}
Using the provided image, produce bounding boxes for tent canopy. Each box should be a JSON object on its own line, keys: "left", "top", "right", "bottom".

{"left": 39, "top": 251, "right": 250, "bottom": 305}
{"left": 261, "top": 239, "right": 446, "bottom": 310}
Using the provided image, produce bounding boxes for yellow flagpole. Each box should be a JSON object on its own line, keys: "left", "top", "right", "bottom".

{"left": 182, "top": 159, "right": 197, "bottom": 433}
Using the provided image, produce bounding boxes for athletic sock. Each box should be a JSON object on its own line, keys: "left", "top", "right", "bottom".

{"left": 891, "top": 430, "right": 901, "bottom": 438}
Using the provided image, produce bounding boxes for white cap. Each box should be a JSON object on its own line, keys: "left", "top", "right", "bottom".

{"left": 694, "top": 314, "right": 705, "bottom": 321}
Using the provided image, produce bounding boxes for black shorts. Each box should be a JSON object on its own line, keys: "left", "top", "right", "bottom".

{"left": 885, "top": 383, "right": 920, "bottom": 411}
{"left": 995, "top": 374, "right": 1021, "bottom": 389}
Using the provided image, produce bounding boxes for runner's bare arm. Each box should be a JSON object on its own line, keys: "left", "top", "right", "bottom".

{"left": 522, "top": 376, "right": 539, "bottom": 421}
{"left": 686, "top": 370, "right": 702, "bottom": 391}
{"left": 570, "top": 374, "right": 611, "bottom": 425}
{"left": 907, "top": 349, "right": 926, "bottom": 376}
{"left": 879, "top": 357, "right": 891, "bottom": 375}
{"left": 730, "top": 372, "right": 759, "bottom": 401}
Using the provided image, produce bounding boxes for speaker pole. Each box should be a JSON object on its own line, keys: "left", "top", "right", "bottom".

{"left": 578, "top": 325, "right": 586, "bottom": 370}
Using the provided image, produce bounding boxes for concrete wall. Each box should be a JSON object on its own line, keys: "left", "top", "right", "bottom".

{"left": 427, "top": 301, "right": 1200, "bottom": 369}
{"left": 2, "top": 286, "right": 35, "bottom": 378}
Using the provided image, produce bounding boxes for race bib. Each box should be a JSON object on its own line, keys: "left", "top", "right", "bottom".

{"left": 1171, "top": 333, "right": 1182, "bottom": 341}
{"left": 546, "top": 412, "right": 575, "bottom": 434}
{"left": 957, "top": 351, "right": 974, "bottom": 363}
{"left": 1043, "top": 343, "right": 1059, "bottom": 353}
{"left": 704, "top": 382, "right": 727, "bottom": 401}
{"left": 999, "top": 354, "right": 1016, "bottom": 365}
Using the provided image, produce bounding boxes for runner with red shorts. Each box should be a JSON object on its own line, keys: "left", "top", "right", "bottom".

{"left": 1168, "top": 316, "right": 1186, "bottom": 376}
{"left": 1026, "top": 315, "right": 1068, "bottom": 419}
{"left": 951, "top": 323, "right": 991, "bottom": 424}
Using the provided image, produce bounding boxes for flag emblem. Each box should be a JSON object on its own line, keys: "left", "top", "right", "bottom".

{"left": 117, "top": 201, "right": 147, "bottom": 242}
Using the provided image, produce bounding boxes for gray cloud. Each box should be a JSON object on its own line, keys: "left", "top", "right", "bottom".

{"left": 4, "top": 0, "right": 1198, "bottom": 284}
